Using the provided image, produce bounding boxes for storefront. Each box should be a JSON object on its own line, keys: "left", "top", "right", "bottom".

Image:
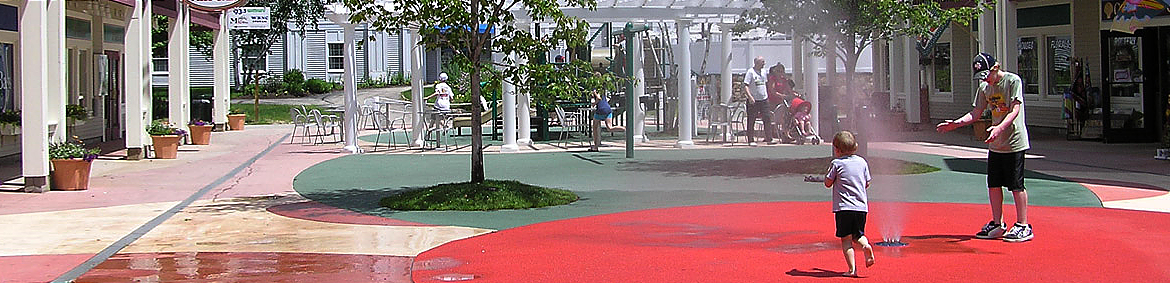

{"left": 1100, "top": 0, "right": 1169, "bottom": 143}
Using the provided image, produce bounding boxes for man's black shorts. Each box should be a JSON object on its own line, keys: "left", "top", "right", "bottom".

{"left": 987, "top": 151, "right": 1026, "bottom": 192}
{"left": 834, "top": 210, "right": 867, "bottom": 238}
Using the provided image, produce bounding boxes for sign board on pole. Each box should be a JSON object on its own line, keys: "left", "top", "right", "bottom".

{"left": 228, "top": 7, "right": 270, "bottom": 30}
{"left": 185, "top": 0, "right": 249, "bottom": 11}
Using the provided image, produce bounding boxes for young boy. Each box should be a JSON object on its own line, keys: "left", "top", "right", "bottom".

{"left": 824, "top": 131, "right": 875, "bottom": 277}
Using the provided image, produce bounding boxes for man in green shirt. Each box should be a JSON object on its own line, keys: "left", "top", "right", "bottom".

{"left": 936, "top": 52, "right": 1033, "bottom": 242}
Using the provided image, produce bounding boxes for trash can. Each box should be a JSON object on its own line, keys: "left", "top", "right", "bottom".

{"left": 190, "top": 95, "right": 213, "bottom": 123}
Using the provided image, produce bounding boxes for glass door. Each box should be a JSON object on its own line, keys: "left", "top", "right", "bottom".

{"left": 1101, "top": 29, "right": 1160, "bottom": 143}
{"left": 0, "top": 43, "right": 12, "bottom": 112}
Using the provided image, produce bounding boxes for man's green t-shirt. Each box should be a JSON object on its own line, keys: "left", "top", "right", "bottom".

{"left": 973, "top": 72, "right": 1030, "bottom": 153}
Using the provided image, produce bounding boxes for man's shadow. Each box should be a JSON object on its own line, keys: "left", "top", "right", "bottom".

{"left": 786, "top": 268, "right": 862, "bottom": 278}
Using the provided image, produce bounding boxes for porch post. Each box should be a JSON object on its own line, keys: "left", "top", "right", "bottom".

{"left": 409, "top": 29, "right": 426, "bottom": 147}
{"left": 516, "top": 24, "right": 532, "bottom": 146}
{"left": 212, "top": 13, "right": 230, "bottom": 129}
{"left": 500, "top": 53, "right": 519, "bottom": 152}
{"left": 168, "top": 5, "right": 191, "bottom": 128}
{"left": 801, "top": 38, "right": 820, "bottom": 134}
{"left": 631, "top": 29, "right": 647, "bottom": 143}
{"left": 674, "top": 19, "right": 694, "bottom": 148}
{"left": 340, "top": 22, "right": 360, "bottom": 153}
{"left": 903, "top": 36, "right": 921, "bottom": 124}
{"left": 719, "top": 24, "right": 732, "bottom": 106}
{"left": 124, "top": 0, "right": 151, "bottom": 160}
{"left": 20, "top": 0, "right": 50, "bottom": 192}
{"left": 48, "top": 0, "right": 66, "bottom": 142}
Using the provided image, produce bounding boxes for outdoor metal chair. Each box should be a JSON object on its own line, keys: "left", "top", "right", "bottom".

{"left": 705, "top": 103, "right": 733, "bottom": 144}
{"left": 289, "top": 107, "right": 310, "bottom": 144}
{"left": 554, "top": 105, "right": 584, "bottom": 148}
{"left": 307, "top": 109, "right": 341, "bottom": 144}
{"left": 372, "top": 106, "right": 411, "bottom": 151}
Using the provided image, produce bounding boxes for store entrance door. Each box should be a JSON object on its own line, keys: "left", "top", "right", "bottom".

{"left": 1100, "top": 29, "right": 1162, "bottom": 143}
{"left": 103, "top": 51, "right": 122, "bottom": 139}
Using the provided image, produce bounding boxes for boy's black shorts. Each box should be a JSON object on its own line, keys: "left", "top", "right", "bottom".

{"left": 987, "top": 151, "right": 1026, "bottom": 192}
{"left": 834, "top": 210, "right": 867, "bottom": 238}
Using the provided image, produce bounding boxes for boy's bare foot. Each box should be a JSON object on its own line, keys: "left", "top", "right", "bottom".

{"left": 863, "top": 245, "right": 876, "bottom": 267}
{"left": 842, "top": 271, "right": 857, "bottom": 277}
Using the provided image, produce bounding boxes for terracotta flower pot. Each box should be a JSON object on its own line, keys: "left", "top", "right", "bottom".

{"left": 227, "top": 114, "right": 247, "bottom": 131}
{"left": 151, "top": 135, "right": 182, "bottom": 159}
{"left": 50, "top": 159, "right": 92, "bottom": 191}
{"left": 189, "top": 125, "right": 213, "bottom": 145}
{"left": 972, "top": 119, "right": 992, "bottom": 141}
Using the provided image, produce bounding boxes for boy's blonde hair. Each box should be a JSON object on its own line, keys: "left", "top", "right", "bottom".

{"left": 833, "top": 131, "right": 858, "bottom": 154}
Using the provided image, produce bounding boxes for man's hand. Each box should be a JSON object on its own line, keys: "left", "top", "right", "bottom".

{"left": 936, "top": 120, "right": 961, "bottom": 133}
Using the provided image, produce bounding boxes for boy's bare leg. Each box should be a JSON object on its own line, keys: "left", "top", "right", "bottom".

{"left": 605, "top": 118, "right": 625, "bottom": 131}
{"left": 989, "top": 187, "right": 1004, "bottom": 224}
{"left": 1013, "top": 190, "right": 1028, "bottom": 224}
{"left": 856, "top": 235, "right": 875, "bottom": 267}
{"left": 841, "top": 237, "right": 856, "bottom": 276}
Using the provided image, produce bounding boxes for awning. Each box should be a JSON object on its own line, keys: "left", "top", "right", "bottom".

{"left": 153, "top": 0, "right": 222, "bottom": 30}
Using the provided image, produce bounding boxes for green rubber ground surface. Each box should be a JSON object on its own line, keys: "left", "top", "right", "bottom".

{"left": 293, "top": 146, "right": 1100, "bottom": 230}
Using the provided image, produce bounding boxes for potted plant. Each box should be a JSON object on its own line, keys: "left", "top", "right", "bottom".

{"left": 972, "top": 109, "right": 992, "bottom": 141}
{"left": 227, "top": 108, "right": 247, "bottom": 131}
{"left": 48, "top": 138, "right": 99, "bottom": 191}
{"left": 147, "top": 120, "right": 186, "bottom": 159}
{"left": 0, "top": 110, "right": 19, "bottom": 136}
{"left": 66, "top": 104, "right": 88, "bottom": 126}
{"left": 188, "top": 120, "right": 213, "bottom": 145}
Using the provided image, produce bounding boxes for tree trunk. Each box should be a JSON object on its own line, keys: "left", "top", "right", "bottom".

{"left": 469, "top": 0, "right": 485, "bottom": 184}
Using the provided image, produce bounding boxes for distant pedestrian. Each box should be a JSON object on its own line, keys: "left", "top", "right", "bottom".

{"left": 824, "top": 131, "right": 875, "bottom": 277}
{"left": 426, "top": 72, "right": 453, "bottom": 113}
{"left": 742, "top": 56, "right": 774, "bottom": 145}
{"left": 936, "top": 52, "right": 1033, "bottom": 242}
{"left": 589, "top": 88, "right": 625, "bottom": 152}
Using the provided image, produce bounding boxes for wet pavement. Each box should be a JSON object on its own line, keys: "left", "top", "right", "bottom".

{"left": 0, "top": 123, "right": 1166, "bottom": 282}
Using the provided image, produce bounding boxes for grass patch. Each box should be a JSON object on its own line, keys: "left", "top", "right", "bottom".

{"left": 230, "top": 104, "right": 326, "bottom": 124}
{"left": 380, "top": 179, "right": 579, "bottom": 211}
{"left": 780, "top": 156, "right": 940, "bottom": 175}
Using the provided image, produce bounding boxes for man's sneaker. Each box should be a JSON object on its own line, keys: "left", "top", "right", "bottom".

{"left": 1002, "top": 223, "right": 1033, "bottom": 242}
{"left": 975, "top": 221, "right": 1006, "bottom": 239}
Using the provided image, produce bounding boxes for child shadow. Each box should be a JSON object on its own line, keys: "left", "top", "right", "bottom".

{"left": 786, "top": 268, "right": 863, "bottom": 278}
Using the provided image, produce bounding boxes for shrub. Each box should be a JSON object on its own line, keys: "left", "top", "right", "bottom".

{"left": 306, "top": 78, "right": 331, "bottom": 94}
{"left": 146, "top": 120, "right": 187, "bottom": 136}
{"left": 48, "top": 138, "right": 99, "bottom": 161}
{"left": 66, "top": 105, "right": 88, "bottom": 121}
{"left": 389, "top": 72, "right": 408, "bottom": 86}
{"left": 283, "top": 70, "right": 306, "bottom": 96}
{"left": 0, "top": 110, "right": 21, "bottom": 125}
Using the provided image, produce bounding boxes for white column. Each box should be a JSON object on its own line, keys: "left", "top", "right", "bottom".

{"left": 979, "top": 6, "right": 996, "bottom": 55}
{"left": 516, "top": 39, "right": 533, "bottom": 146}
{"left": 212, "top": 13, "right": 230, "bottom": 128}
{"left": 168, "top": 6, "right": 191, "bottom": 128}
{"left": 996, "top": 0, "right": 1017, "bottom": 72}
{"left": 341, "top": 23, "right": 360, "bottom": 153}
{"left": 48, "top": 0, "right": 66, "bottom": 142}
{"left": 632, "top": 30, "right": 647, "bottom": 143}
{"left": 889, "top": 36, "right": 904, "bottom": 109}
{"left": 719, "top": 24, "right": 733, "bottom": 106}
{"left": 790, "top": 33, "right": 803, "bottom": 88}
{"left": 409, "top": 30, "right": 427, "bottom": 147}
{"left": 500, "top": 54, "right": 519, "bottom": 152}
{"left": 801, "top": 38, "right": 819, "bottom": 134}
{"left": 873, "top": 40, "right": 886, "bottom": 92}
{"left": 20, "top": 0, "right": 50, "bottom": 192}
{"left": 124, "top": 0, "right": 151, "bottom": 160}
{"left": 674, "top": 20, "right": 694, "bottom": 148}
{"left": 903, "top": 36, "right": 922, "bottom": 123}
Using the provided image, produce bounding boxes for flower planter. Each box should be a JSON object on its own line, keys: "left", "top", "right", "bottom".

{"left": 151, "top": 135, "right": 182, "bottom": 159}
{"left": 188, "top": 125, "right": 213, "bottom": 145}
{"left": 50, "top": 159, "right": 92, "bottom": 191}
{"left": 972, "top": 119, "right": 991, "bottom": 141}
{"left": 0, "top": 124, "right": 18, "bottom": 136}
{"left": 227, "top": 114, "right": 247, "bottom": 131}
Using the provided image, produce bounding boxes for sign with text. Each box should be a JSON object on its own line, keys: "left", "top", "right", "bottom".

{"left": 228, "top": 7, "right": 270, "bottom": 30}
{"left": 185, "top": 0, "right": 248, "bottom": 11}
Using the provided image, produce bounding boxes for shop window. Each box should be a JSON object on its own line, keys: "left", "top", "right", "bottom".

{"left": 104, "top": 24, "right": 125, "bottom": 44}
{"left": 240, "top": 49, "right": 267, "bottom": 74}
{"left": 0, "top": 4, "right": 16, "bottom": 32}
{"left": 0, "top": 43, "right": 13, "bottom": 112}
{"left": 328, "top": 43, "right": 344, "bottom": 71}
{"left": 65, "top": 17, "right": 91, "bottom": 40}
{"left": 933, "top": 43, "right": 951, "bottom": 93}
{"left": 1017, "top": 37, "right": 1039, "bottom": 95}
{"left": 1046, "top": 36, "right": 1073, "bottom": 99}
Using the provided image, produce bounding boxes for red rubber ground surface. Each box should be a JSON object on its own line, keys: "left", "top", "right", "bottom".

{"left": 414, "top": 202, "right": 1170, "bottom": 283}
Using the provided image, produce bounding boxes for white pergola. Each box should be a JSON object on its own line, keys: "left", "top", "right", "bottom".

{"left": 498, "top": 0, "right": 768, "bottom": 150}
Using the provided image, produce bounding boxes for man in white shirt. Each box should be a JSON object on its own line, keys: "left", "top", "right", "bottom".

{"left": 742, "top": 56, "right": 774, "bottom": 145}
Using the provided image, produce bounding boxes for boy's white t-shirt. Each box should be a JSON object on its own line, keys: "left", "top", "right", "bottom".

{"left": 826, "top": 154, "right": 871, "bottom": 212}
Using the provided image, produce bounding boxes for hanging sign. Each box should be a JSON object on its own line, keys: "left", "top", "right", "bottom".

{"left": 185, "top": 0, "right": 249, "bottom": 11}
{"left": 228, "top": 7, "right": 270, "bottom": 30}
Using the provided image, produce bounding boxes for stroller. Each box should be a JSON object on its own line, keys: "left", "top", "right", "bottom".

{"left": 773, "top": 94, "right": 821, "bottom": 145}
